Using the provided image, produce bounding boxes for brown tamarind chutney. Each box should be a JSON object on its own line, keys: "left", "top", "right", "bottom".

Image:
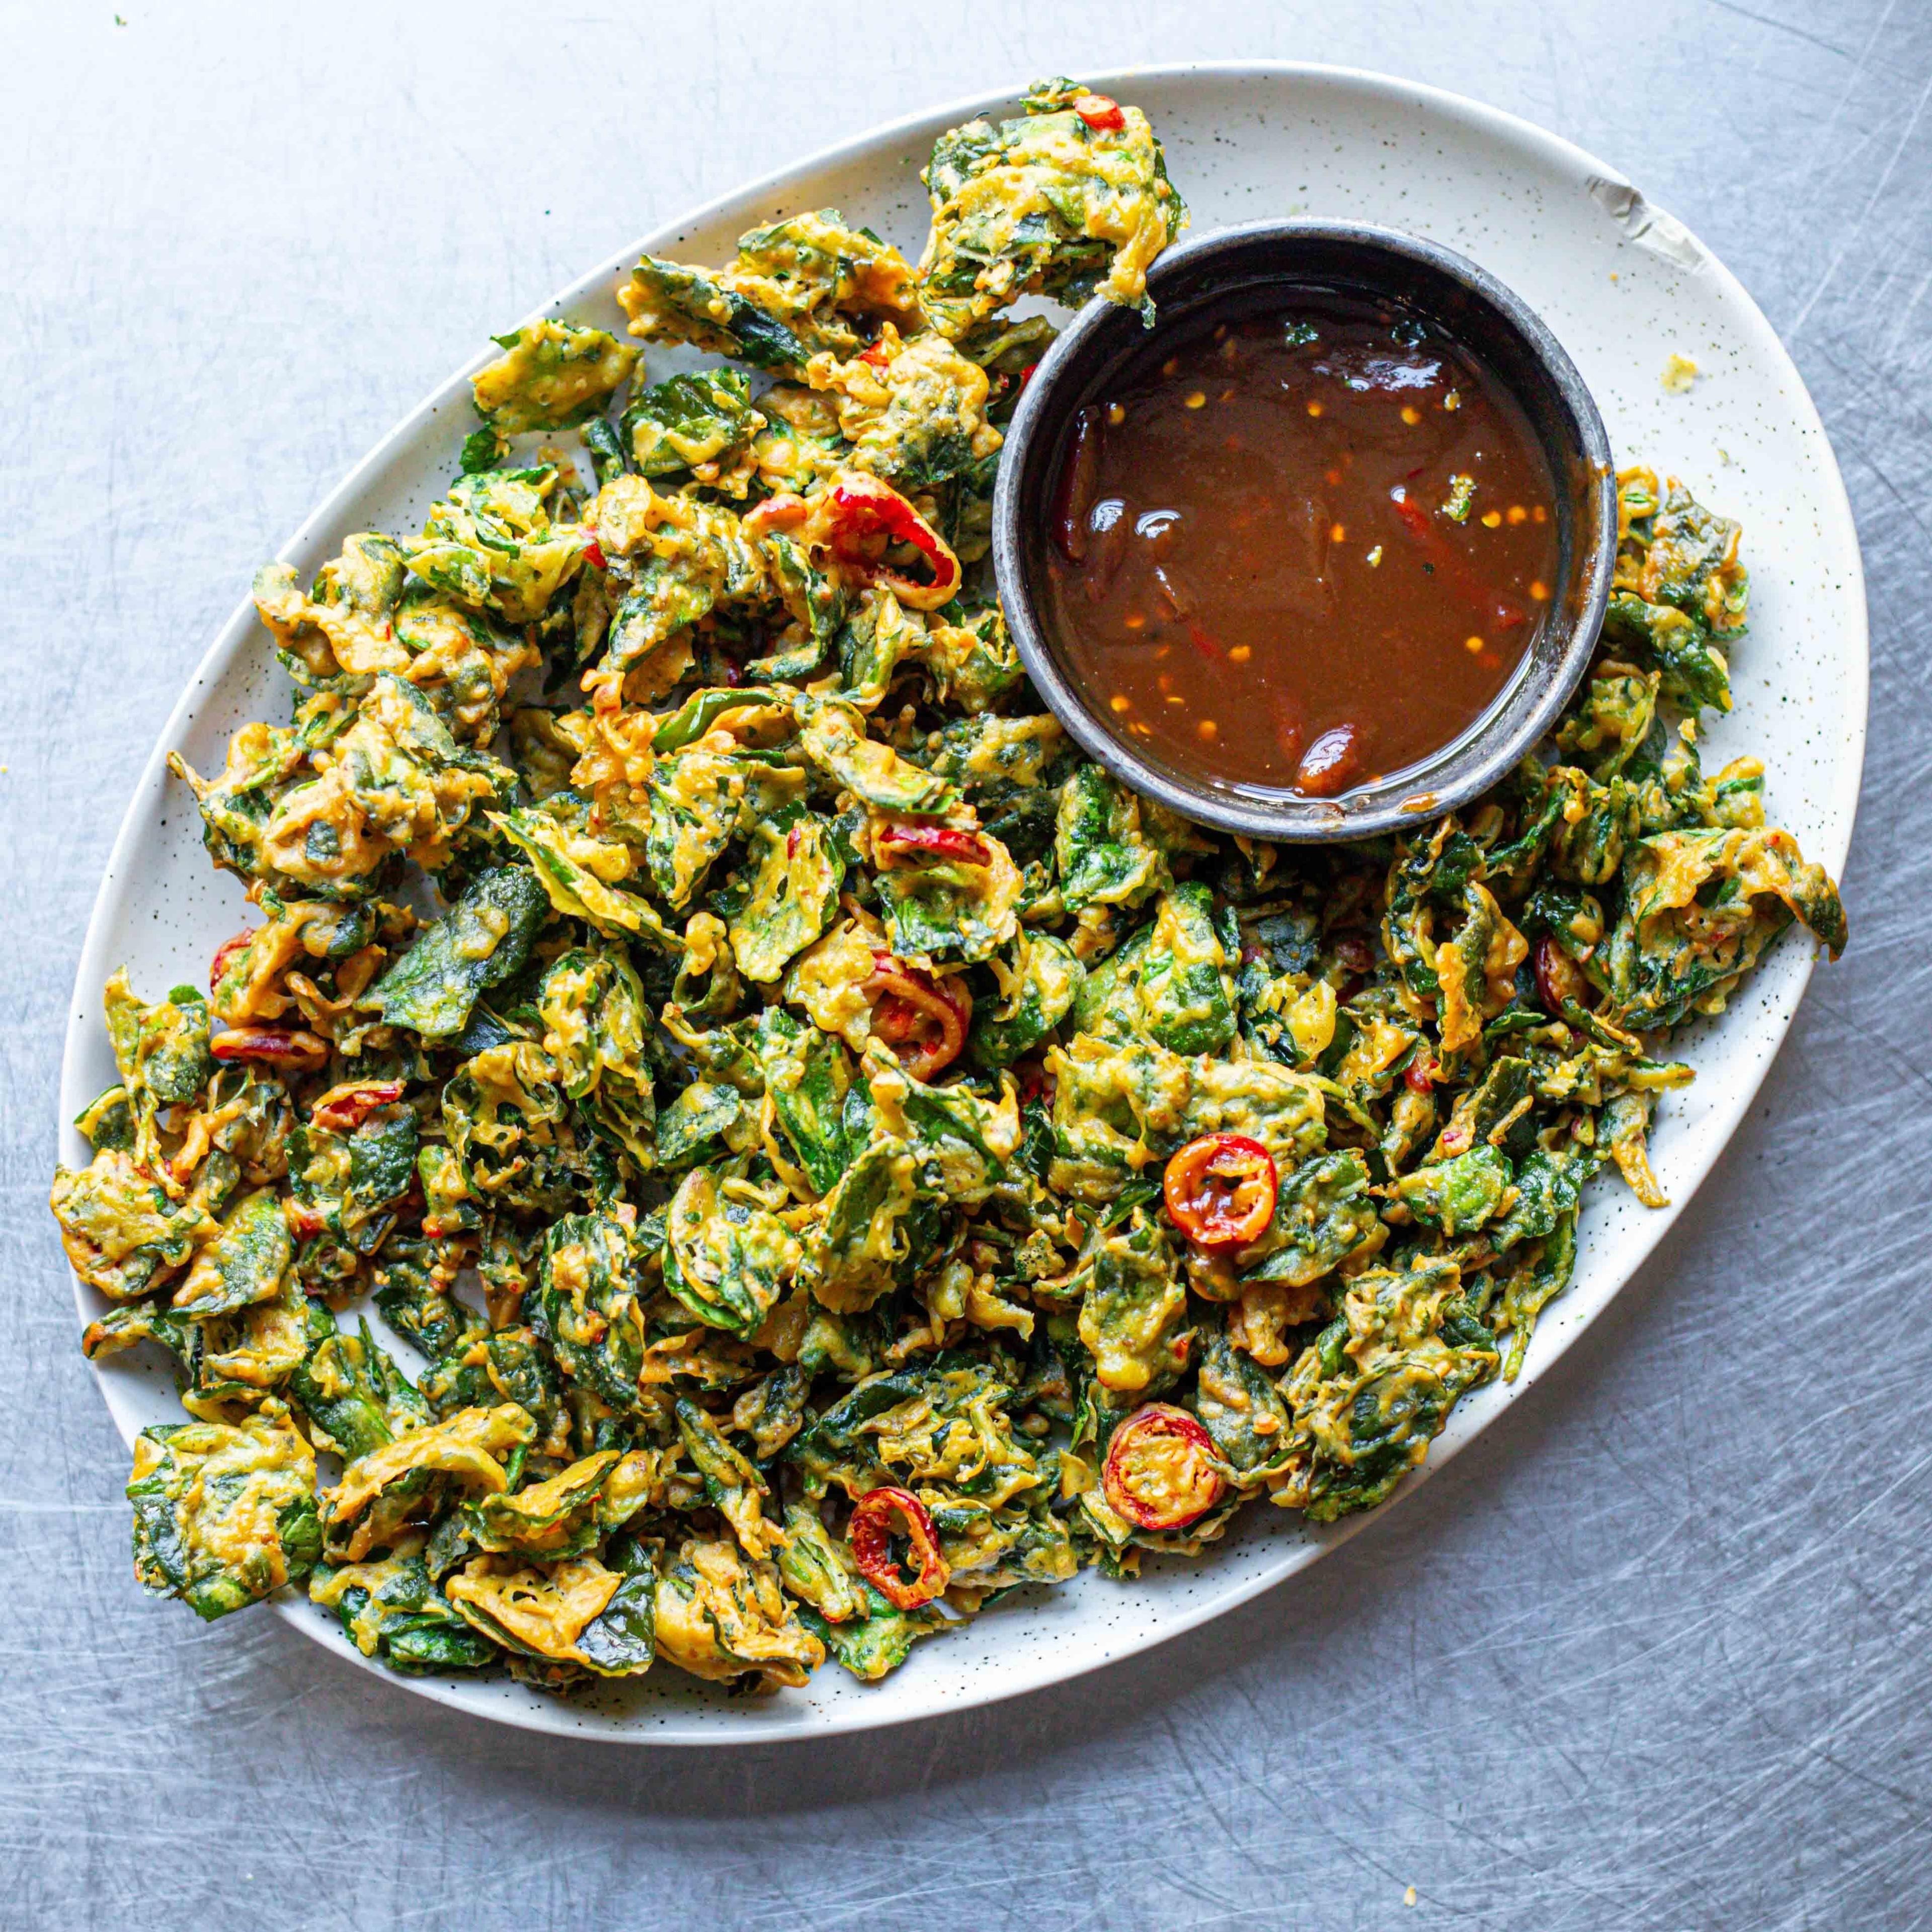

{"left": 1041, "top": 287, "right": 1561, "bottom": 798}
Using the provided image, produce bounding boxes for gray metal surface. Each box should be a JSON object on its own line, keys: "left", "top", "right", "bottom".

{"left": 3, "top": 2, "right": 1925, "bottom": 1924}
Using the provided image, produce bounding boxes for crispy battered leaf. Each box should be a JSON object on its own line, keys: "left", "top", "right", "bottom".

{"left": 970, "top": 930, "right": 1083, "bottom": 1069}
{"left": 1275, "top": 1260, "right": 1498, "bottom": 1521}
{"left": 800, "top": 1582, "right": 950, "bottom": 1681}
{"left": 128, "top": 1403, "right": 320, "bottom": 1620}
{"left": 1073, "top": 1204, "right": 1186, "bottom": 1394}
{"left": 1237, "top": 1150, "right": 1383, "bottom": 1286}
{"left": 622, "top": 368, "right": 762, "bottom": 476}
{"left": 310, "top": 1548, "right": 496, "bottom": 1673}
{"left": 757, "top": 1007, "right": 852, "bottom": 1194}
{"left": 725, "top": 814, "right": 841, "bottom": 983}
{"left": 535, "top": 1209, "right": 646, "bottom": 1409}
{"left": 471, "top": 319, "right": 637, "bottom": 436}
{"left": 50, "top": 1150, "right": 214, "bottom": 1302}
{"left": 171, "top": 1187, "right": 294, "bottom": 1319}
{"left": 919, "top": 85, "right": 1187, "bottom": 336}
{"left": 289, "top": 1305, "right": 431, "bottom": 1462}
{"left": 665, "top": 1168, "right": 800, "bottom": 1338}
{"left": 371, "top": 864, "right": 548, "bottom": 1041}
{"left": 1055, "top": 765, "right": 1170, "bottom": 912}
{"left": 652, "top": 1534, "right": 823, "bottom": 1687}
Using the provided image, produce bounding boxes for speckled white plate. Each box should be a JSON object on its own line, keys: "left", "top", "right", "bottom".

{"left": 59, "top": 63, "right": 1866, "bottom": 1744}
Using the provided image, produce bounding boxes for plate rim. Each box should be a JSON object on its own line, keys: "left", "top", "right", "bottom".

{"left": 58, "top": 57, "right": 1868, "bottom": 1745}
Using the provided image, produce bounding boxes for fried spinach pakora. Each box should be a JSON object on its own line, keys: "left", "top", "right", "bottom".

{"left": 53, "top": 82, "right": 1844, "bottom": 1695}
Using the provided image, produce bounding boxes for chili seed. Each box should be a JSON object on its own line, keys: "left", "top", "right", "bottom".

{"left": 1507, "top": 505, "right": 1528, "bottom": 524}
{"left": 1110, "top": 693, "right": 1131, "bottom": 713}
{"left": 1401, "top": 406, "right": 1421, "bottom": 425}
{"left": 1481, "top": 509, "right": 1502, "bottom": 528}
{"left": 1328, "top": 522, "right": 1346, "bottom": 543}
{"left": 1184, "top": 391, "right": 1207, "bottom": 409}
{"left": 1465, "top": 635, "right": 1484, "bottom": 653}
{"left": 1530, "top": 581, "right": 1550, "bottom": 601}
{"left": 1307, "top": 400, "right": 1323, "bottom": 417}
{"left": 1123, "top": 612, "right": 1145, "bottom": 630}
{"left": 1196, "top": 718, "right": 1218, "bottom": 740}
{"left": 1106, "top": 401, "right": 1125, "bottom": 426}
{"left": 1228, "top": 644, "right": 1252, "bottom": 664}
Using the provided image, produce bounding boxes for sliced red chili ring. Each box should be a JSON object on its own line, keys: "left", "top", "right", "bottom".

{"left": 1404, "top": 1056, "right": 1437, "bottom": 1094}
{"left": 1102, "top": 1404, "right": 1225, "bottom": 1532}
{"left": 286, "top": 1201, "right": 330, "bottom": 1240}
{"left": 1051, "top": 407, "right": 1102, "bottom": 562}
{"left": 211, "top": 1027, "right": 330, "bottom": 1072}
{"left": 824, "top": 475, "right": 961, "bottom": 609}
{"left": 311, "top": 1079, "right": 406, "bottom": 1134}
{"left": 866, "top": 953, "right": 971, "bottom": 1079}
{"left": 849, "top": 1485, "right": 949, "bottom": 1609}
{"left": 208, "top": 927, "right": 258, "bottom": 995}
{"left": 857, "top": 341, "right": 892, "bottom": 368}
{"left": 1387, "top": 486, "right": 1524, "bottom": 630}
{"left": 874, "top": 821, "right": 990, "bottom": 867}
{"left": 583, "top": 532, "right": 608, "bottom": 571}
{"left": 1162, "top": 1132, "right": 1278, "bottom": 1250}
{"left": 1073, "top": 93, "right": 1127, "bottom": 132}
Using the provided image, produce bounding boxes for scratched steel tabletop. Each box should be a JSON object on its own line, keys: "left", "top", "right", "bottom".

{"left": 5, "top": 2, "right": 1927, "bottom": 1925}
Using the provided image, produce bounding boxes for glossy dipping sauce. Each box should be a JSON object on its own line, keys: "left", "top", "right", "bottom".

{"left": 1043, "top": 289, "right": 1561, "bottom": 796}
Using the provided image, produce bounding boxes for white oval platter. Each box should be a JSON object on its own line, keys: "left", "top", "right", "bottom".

{"left": 59, "top": 62, "right": 1867, "bottom": 1743}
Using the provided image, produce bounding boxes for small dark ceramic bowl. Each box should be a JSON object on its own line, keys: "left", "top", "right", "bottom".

{"left": 991, "top": 219, "right": 1617, "bottom": 841}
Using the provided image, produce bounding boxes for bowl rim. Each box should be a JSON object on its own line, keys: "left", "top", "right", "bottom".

{"left": 991, "top": 216, "right": 1620, "bottom": 841}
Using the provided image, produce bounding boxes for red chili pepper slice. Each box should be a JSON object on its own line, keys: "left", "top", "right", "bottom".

{"left": 1017, "top": 361, "right": 1039, "bottom": 389}
{"left": 583, "top": 532, "right": 608, "bottom": 572}
{"left": 311, "top": 1080, "right": 406, "bottom": 1135}
{"left": 1182, "top": 616, "right": 1222, "bottom": 661}
{"left": 744, "top": 492, "right": 810, "bottom": 537}
{"left": 1387, "top": 487, "right": 1524, "bottom": 631}
{"left": 1102, "top": 1404, "right": 1226, "bottom": 1532}
{"left": 211, "top": 1027, "right": 330, "bottom": 1072}
{"left": 1331, "top": 933, "right": 1375, "bottom": 975}
{"left": 1295, "top": 723, "right": 1364, "bottom": 797}
{"left": 209, "top": 927, "right": 257, "bottom": 995}
{"left": 1162, "top": 1132, "right": 1278, "bottom": 1250}
{"left": 1074, "top": 93, "right": 1127, "bottom": 133}
{"left": 286, "top": 1201, "right": 330, "bottom": 1240}
{"left": 849, "top": 1485, "right": 950, "bottom": 1609}
{"left": 825, "top": 475, "right": 961, "bottom": 610}
{"left": 874, "top": 821, "right": 991, "bottom": 867}
{"left": 866, "top": 952, "right": 972, "bottom": 1080}
{"left": 1404, "top": 1057, "right": 1437, "bottom": 1094}
{"left": 858, "top": 341, "right": 891, "bottom": 368}
{"left": 1533, "top": 935, "right": 1590, "bottom": 1013}
{"left": 1014, "top": 1058, "right": 1056, "bottom": 1109}
{"left": 1050, "top": 407, "right": 1102, "bottom": 563}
